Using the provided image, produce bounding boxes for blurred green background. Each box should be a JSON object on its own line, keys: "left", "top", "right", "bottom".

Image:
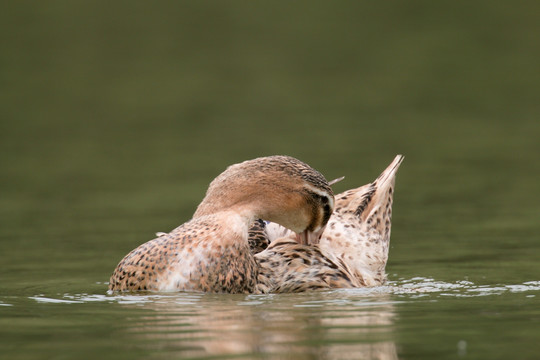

{"left": 1, "top": 1, "right": 539, "bottom": 286}
{"left": 2, "top": 2, "right": 540, "bottom": 359}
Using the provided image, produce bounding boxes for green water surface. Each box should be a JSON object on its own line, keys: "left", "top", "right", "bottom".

{"left": 1, "top": 2, "right": 540, "bottom": 359}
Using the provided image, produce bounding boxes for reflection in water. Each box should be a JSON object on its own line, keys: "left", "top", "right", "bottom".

{"left": 118, "top": 290, "right": 399, "bottom": 360}
{"left": 28, "top": 279, "right": 540, "bottom": 359}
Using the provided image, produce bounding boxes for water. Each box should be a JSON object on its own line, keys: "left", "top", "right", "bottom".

{"left": 3, "top": 279, "right": 540, "bottom": 359}
{"left": 2, "top": 2, "right": 540, "bottom": 359}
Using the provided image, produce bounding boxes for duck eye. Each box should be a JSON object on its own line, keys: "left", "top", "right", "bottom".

{"left": 322, "top": 203, "right": 332, "bottom": 225}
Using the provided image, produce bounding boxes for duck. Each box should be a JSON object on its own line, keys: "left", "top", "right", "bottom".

{"left": 254, "top": 155, "right": 404, "bottom": 293}
{"left": 108, "top": 155, "right": 335, "bottom": 293}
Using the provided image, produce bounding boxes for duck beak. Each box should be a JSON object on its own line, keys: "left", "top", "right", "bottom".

{"left": 296, "top": 225, "right": 327, "bottom": 246}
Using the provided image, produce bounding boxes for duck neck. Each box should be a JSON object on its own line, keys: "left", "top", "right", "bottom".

{"left": 193, "top": 183, "right": 266, "bottom": 219}
{"left": 192, "top": 177, "right": 306, "bottom": 234}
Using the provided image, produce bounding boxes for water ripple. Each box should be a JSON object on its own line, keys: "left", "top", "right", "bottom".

{"left": 26, "top": 278, "right": 540, "bottom": 305}
{"left": 387, "top": 278, "right": 540, "bottom": 298}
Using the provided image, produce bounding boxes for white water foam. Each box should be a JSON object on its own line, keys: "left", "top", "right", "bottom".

{"left": 27, "top": 278, "right": 540, "bottom": 305}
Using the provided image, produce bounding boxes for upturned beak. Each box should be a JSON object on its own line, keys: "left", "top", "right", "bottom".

{"left": 296, "top": 225, "right": 327, "bottom": 246}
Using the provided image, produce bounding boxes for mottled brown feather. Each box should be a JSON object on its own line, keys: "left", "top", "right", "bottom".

{"left": 255, "top": 155, "right": 404, "bottom": 291}
{"left": 109, "top": 155, "right": 334, "bottom": 293}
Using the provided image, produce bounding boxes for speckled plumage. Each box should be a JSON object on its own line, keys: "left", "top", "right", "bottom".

{"left": 255, "top": 237, "right": 362, "bottom": 293}
{"left": 109, "top": 214, "right": 258, "bottom": 292}
{"left": 247, "top": 219, "right": 270, "bottom": 254}
{"left": 319, "top": 154, "right": 404, "bottom": 286}
{"left": 109, "top": 155, "right": 334, "bottom": 293}
{"left": 254, "top": 155, "right": 404, "bottom": 293}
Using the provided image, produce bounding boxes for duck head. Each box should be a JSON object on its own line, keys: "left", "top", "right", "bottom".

{"left": 193, "top": 155, "right": 334, "bottom": 245}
